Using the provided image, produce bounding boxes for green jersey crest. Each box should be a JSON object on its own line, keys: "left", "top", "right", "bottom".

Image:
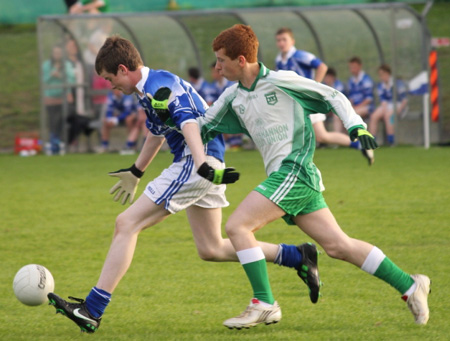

{"left": 265, "top": 91, "right": 278, "bottom": 105}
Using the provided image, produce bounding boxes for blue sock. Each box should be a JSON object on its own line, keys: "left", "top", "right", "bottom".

{"left": 387, "top": 135, "right": 395, "bottom": 145}
{"left": 349, "top": 140, "right": 360, "bottom": 149}
{"left": 126, "top": 140, "right": 137, "bottom": 148}
{"left": 85, "top": 287, "right": 111, "bottom": 318}
{"left": 101, "top": 140, "right": 109, "bottom": 148}
{"left": 274, "top": 244, "right": 302, "bottom": 269}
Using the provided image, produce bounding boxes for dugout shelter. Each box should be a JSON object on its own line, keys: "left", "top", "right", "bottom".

{"left": 37, "top": 2, "right": 438, "bottom": 148}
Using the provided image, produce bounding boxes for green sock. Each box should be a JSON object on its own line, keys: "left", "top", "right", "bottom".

{"left": 237, "top": 247, "right": 274, "bottom": 304}
{"left": 374, "top": 257, "right": 414, "bottom": 294}
{"left": 361, "top": 246, "right": 414, "bottom": 295}
{"left": 242, "top": 259, "right": 275, "bottom": 304}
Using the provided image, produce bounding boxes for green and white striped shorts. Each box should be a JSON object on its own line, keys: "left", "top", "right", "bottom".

{"left": 254, "top": 170, "right": 328, "bottom": 225}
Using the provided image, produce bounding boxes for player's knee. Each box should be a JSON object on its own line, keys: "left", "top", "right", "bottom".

{"left": 322, "top": 242, "right": 349, "bottom": 260}
{"left": 114, "top": 212, "right": 133, "bottom": 236}
{"left": 224, "top": 220, "right": 240, "bottom": 238}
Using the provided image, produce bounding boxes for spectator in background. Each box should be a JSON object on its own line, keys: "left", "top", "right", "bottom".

{"left": 209, "top": 61, "right": 235, "bottom": 104}
{"left": 68, "top": 0, "right": 109, "bottom": 14}
{"left": 347, "top": 56, "right": 375, "bottom": 119}
{"left": 368, "top": 64, "right": 408, "bottom": 146}
{"left": 65, "top": 38, "right": 96, "bottom": 152}
{"left": 42, "top": 44, "right": 75, "bottom": 155}
{"left": 323, "top": 67, "right": 347, "bottom": 133}
{"left": 275, "top": 28, "right": 373, "bottom": 165}
{"left": 98, "top": 89, "right": 143, "bottom": 155}
{"left": 187, "top": 67, "right": 214, "bottom": 103}
{"left": 209, "top": 62, "right": 242, "bottom": 151}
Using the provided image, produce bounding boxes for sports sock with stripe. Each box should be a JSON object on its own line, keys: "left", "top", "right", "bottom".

{"left": 349, "top": 141, "right": 360, "bottom": 149}
{"left": 361, "top": 246, "right": 415, "bottom": 295}
{"left": 85, "top": 287, "right": 111, "bottom": 318}
{"left": 274, "top": 243, "right": 302, "bottom": 269}
{"left": 237, "top": 247, "right": 275, "bottom": 305}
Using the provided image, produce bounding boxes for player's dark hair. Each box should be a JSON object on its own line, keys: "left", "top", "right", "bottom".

{"left": 212, "top": 24, "right": 259, "bottom": 63}
{"left": 378, "top": 64, "right": 391, "bottom": 74}
{"left": 275, "top": 27, "right": 294, "bottom": 39}
{"left": 188, "top": 67, "right": 201, "bottom": 80}
{"left": 95, "top": 35, "right": 143, "bottom": 75}
{"left": 326, "top": 67, "right": 337, "bottom": 77}
{"left": 348, "top": 56, "right": 362, "bottom": 65}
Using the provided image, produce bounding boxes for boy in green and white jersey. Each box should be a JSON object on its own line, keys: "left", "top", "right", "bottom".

{"left": 199, "top": 24, "right": 431, "bottom": 329}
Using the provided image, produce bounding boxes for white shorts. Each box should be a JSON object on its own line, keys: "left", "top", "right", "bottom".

{"left": 144, "top": 155, "right": 229, "bottom": 213}
{"left": 309, "top": 113, "right": 327, "bottom": 124}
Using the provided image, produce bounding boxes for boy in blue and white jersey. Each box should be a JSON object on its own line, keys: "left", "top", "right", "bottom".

{"left": 209, "top": 62, "right": 235, "bottom": 104}
{"left": 47, "top": 35, "right": 314, "bottom": 334}
{"left": 347, "top": 56, "right": 375, "bottom": 119}
{"left": 136, "top": 67, "right": 224, "bottom": 165}
{"left": 275, "top": 27, "right": 373, "bottom": 165}
{"left": 208, "top": 62, "right": 241, "bottom": 150}
{"left": 100, "top": 89, "right": 141, "bottom": 153}
{"left": 323, "top": 67, "right": 348, "bottom": 133}
{"left": 187, "top": 66, "right": 215, "bottom": 104}
{"left": 275, "top": 40, "right": 324, "bottom": 80}
{"left": 368, "top": 64, "right": 408, "bottom": 145}
{"left": 323, "top": 67, "right": 346, "bottom": 95}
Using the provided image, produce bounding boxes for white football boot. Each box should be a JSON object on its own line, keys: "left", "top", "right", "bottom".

{"left": 403, "top": 274, "right": 431, "bottom": 325}
{"left": 223, "top": 299, "right": 281, "bottom": 329}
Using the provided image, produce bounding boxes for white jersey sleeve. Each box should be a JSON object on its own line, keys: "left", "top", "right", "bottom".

{"left": 198, "top": 83, "right": 249, "bottom": 142}
{"left": 266, "top": 70, "right": 366, "bottom": 131}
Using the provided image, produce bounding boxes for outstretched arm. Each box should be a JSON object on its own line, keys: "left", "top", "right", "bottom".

{"left": 134, "top": 133, "right": 165, "bottom": 171}
{"left": 109, "top": 134, "right": 165, "bottom": 205}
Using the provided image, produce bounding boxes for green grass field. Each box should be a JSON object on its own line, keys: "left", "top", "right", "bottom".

{"left": 1, "top": 147, "right": 449, "bottom": 340}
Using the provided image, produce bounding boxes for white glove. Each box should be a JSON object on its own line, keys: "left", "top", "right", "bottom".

{"left": 108, "top": 164, "right": 144, "bottom": 205}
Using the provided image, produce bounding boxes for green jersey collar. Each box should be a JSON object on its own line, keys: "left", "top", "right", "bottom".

{"left": 238, "top": 62, "right": 270, "bottom": 92}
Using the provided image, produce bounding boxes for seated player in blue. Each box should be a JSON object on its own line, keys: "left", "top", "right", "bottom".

{"left": 47, "top": 35, "right": 319, "bottom": 333}
{"left": 208, "top": 61, "right": 242, "bottom": 150}
{"left": 347, "top": 56, "right": 375, "bottom": 119}
{"left": 323, "top": 67, "right": 348, "bottom": 133}
{"left": 323, "top": 67, "right": 346, "bottom": 95}
{"left": 187, "top": 66, "right": 215, "bottom": 104}
{"left": 275, "top": 27, "right": 373, "bottom": 165}
{"left": 368, "top": 64, "right": 408, "bottom": 146}
{"left": 99, "top": 88, "right": 141, "bottom": 154}
{"left": 208, "top": 61, "right": 235, "bottom": 104}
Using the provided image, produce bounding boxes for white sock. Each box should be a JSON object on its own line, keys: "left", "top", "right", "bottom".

{"left": 403, "top": 280, "right": 417, "bottom": 297}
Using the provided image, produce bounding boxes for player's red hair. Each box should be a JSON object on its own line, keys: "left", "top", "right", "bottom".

{"left": 212, "top": 24, "right": 259, "bottom": 63}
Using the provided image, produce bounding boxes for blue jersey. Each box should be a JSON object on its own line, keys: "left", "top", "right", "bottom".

{"left": 192, "top": 78, "right": 215, "bottom": 104}
{"left": 275, "top": 47, "right": 322, "bottom": 79}
{"left": 347, "top": 71, "right": 375, "bottom": 111}
{"left": 332, "top": 79, "right": 346, "bottom": 95}
{"left": 209, "top": 79, "right": 235, "bottom": 103}
{"left": 135, "top": 67, "right": 225, "bottom": 163}
{"left": 377, "top": 78, "right": 408, "bottom": 103}
{"left": 105, "top": 92, "right": 137, "bottom": 122}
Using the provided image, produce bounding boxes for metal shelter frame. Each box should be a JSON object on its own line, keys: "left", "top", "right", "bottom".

{"left": 37, "top": 2, "right": 435, "bottom": 149}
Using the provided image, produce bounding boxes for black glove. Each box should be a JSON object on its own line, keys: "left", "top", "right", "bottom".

{"left": 147, "top": 87, "right": 171, "bottom": 123}
{"left": 197, "top": 162, "right": 240, "bottom": 185}
{"left": 349, "top": 126, "right": 378, "bottom": 150}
